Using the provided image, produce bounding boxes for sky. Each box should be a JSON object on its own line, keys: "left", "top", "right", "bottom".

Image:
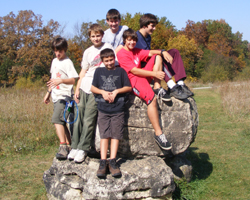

{"left": 1, "top": 0, "right": 250, "bottom": 42}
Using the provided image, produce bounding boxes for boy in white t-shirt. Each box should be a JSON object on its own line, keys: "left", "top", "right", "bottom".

{"left": 102, "top": 9, "right": 128, "bottom": 53}
{"left": 67, "top": 24, "right": 116, "bottom": 163}
{"left": 43, "top": 37, "right": 78, "bottom": 160}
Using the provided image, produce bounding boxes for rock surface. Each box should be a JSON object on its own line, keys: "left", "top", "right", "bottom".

{"left": 95, "top": 95, "right": 198, "bottom": 157}
{"left": 44, "top": 156, "right": 175, "bottom": 200}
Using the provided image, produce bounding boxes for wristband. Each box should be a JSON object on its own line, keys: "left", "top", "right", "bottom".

{"left": 47, "top": 90, "right": 51, "bottom": 93}
{"left": 161, "top": 49, "right": 165, "bottom": 55}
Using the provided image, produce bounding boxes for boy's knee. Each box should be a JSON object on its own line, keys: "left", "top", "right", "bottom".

{"left": 155, "top": 55, "right": 162, "bottom": 63}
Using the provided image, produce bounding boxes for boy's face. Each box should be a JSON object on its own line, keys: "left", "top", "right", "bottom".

{"left": 124, "top": 37, "right": 137, "bottom": 51}
{"left": 54, "top": 50, "right": 66, "bottom": 60}
{"left": 144, "top": 23, "right": 156, "bottom": 35}
{"left": 102, "top": 56, "right": 115, "bottom": 70}
{"left": 90, "top": 31, "right": 103, "bottom": 47}
{"left": 106, "top": 19, "right": 120, "bottom": 32}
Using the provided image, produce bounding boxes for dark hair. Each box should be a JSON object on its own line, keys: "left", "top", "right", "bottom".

{"left": 100, "top": 48, "right": 115, "bottom": 61}
{"left": 88, "top": 23, "right": 104, "bottom": 37}
{"left": 122, "top": 28, "right": 138, "bottom": 44}
{"left": 139, "top": 13, "right": 158, "bottom": 28}
{"left": 106, "top": 8, "right": 121, "bottom": 21}
{"left": 51, "top": 37, "right": 68, "bottom": 52}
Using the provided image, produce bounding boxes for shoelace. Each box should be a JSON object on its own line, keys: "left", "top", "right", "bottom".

{"left": 159, "top": 134, "right": 168, "bottom": 143}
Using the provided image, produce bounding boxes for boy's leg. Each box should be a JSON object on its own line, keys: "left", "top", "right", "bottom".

{"left": 100, "top": 139, "right": 109, "bottom": 160}
{"left": 147, "top": 97, "right": 162, "bottom": 136}
{"left": 109, "top": 138, "right": 121, "bottom": 177}
{"left": 110, "top": 139, "right": 119, "bottom": 159}
{"left": 144, "top": 55, "right": 171, "bottom": 101}
{"left": 152, "top": 55, "right": 163, "bottom": 89}
{"left": 77, "top": 92, "right": 98, "bottom": 151}
{"left": 54, "top": 124, "right": 68, "bottom": 143}
{"left": 54, "top": 123, "right": 69, "bottom": 159}
{"left": 71, "top": 89, "right": 86, "bottom": 150}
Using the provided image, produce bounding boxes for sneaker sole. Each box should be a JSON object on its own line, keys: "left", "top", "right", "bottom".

{"left": 161, "top": 97, "right": 172, "bottom": 102}
{"left": 170, "top": 94, "right": 189, "bottom": 100}
{"left": 56, "top": 153, "right": 67, "bottom": 160}
{"left": 154, "top": 140, "right": 172, "bottom": 150}
{"left": 111, "top": 172, "right": 122, "bottom": 177}
{"left": 97, "top": 173, "right": 106, "bottom": 178}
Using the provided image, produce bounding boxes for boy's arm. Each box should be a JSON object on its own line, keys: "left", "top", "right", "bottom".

{"left": 149, "top": 50, "right": 173, "bottom": 64}
{"left": 74, "top": 69, "right": 87, "bottom": 103}
{"left": 91, "top": 85, "right": 112, "bottom": 102}
{"left": 115, "top": 45, "right": 124, "bottom": 54}
{"left": 47, "top": 77, "right": 76, "bottom": 89}
{"left": 109, "top": 86, "right": 132, "bottom": 103}
{"left": 43, "top": 88, "right": 51, "bottom": 104}
{"left": 130, "top": 67, "right": 165, "bottom": 80}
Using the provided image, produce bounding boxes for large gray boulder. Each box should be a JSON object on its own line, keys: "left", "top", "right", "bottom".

{"left": 95, "top": 95, "right": 198, "bottom": 157}
{"left": 44, "top": 94, "right": 198, "bottom": 199}
{"left": 44, "top": 156, "right": 175, "bottom": 200}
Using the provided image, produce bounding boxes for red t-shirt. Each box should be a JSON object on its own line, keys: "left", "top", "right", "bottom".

{"left": 117, "top": 48, "right": 150, "bottom": 85}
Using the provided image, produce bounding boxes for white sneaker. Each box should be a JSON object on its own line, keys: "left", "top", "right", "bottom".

{"left": 67, "top": 149, "right": 78, "bottom": 160}
{"left": 74, "top": 150, "right": 86, "bottom": 163}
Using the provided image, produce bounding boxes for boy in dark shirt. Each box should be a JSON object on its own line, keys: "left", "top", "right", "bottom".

{"left": 135, "top": 13, "right": 193, "bottom": 98}
{"left": 91, "top": 48, "right": 132, "bottom": 178}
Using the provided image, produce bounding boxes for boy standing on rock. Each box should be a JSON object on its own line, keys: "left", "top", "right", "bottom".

{"left": 67, "top": 24, "right": 115, "bottom": 163}
{"left": 43, "top": 37, "right": 78, "bottom": 160}
{"left": 91, "top": 48, "right": 132, "bottom": 178}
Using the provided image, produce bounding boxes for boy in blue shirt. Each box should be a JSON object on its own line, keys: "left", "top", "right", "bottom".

{"left": 135, "top": 13, "right": 193, "bottom": 99}
{"left": 91, "top": 48, "right": 132, "bottom": 178}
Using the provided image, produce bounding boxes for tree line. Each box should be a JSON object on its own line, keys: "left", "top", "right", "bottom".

{"left": 0, "top": 10, "right": 249, "bottom": 86}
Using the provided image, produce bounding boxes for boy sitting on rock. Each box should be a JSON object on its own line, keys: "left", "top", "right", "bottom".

{"left": 117, "top": 28, "right": 173, "bottom": 151}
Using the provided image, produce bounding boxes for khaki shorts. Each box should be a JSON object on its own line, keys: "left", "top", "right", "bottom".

{"left": 52, "top": 100, "right": 70, "bottom": 125}
{"left": 97, "top": 111, "right": 124, "bottom": 140}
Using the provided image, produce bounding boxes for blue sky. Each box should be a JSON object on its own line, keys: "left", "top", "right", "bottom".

{"left": 1, "top": 0, "right": 250, "bottom": 42}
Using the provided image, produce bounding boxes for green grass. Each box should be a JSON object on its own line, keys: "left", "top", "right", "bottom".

{"left": 1, "top": 87, "right": 250, "bottom": 199}
{"left": 173, "top": 89, "right": 250, "bottom": 199}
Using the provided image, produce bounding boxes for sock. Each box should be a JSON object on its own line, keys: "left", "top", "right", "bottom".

{"left": 167, "top": 80, "right": 176, "bottom": 89}
{"left": 177, "top": 80, "right": 184, "bottom": 85}
{"left": 60, "top": 142, "right": 67, "bottom": 145}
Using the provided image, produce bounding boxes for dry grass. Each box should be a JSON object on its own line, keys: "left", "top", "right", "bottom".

{"left": 216, "top": 81, "right": 250, "bottom": 120}
{"left": 0, "top": 87, "right": 57, "bottom": 156}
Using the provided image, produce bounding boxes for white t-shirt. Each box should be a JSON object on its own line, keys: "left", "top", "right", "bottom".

{"left": 80, "top": 42, "right": 117, "bottom": 94}
{"left": 50, "top": 57, "right": 79, "bottom": 103}
{"left": 102, "top": 25, "right": 129, "bottom": 50}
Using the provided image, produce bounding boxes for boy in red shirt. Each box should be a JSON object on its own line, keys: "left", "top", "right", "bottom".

{"left": 117, "top": 28, "right": 172, "bottom": 150}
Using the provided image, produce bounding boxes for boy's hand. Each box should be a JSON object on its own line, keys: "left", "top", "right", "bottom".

{"left": 109, "top": 90, "right": 118, "bottom": 103}
{"left": 102, "top": 91, "right": 112, "bottom": 102}
{"left": 47, "top": 79, "right": 62, "bottom": 89}
{"left": 155, "top": 71, "right": 165, "bottom": 80}
{"left": 74, "top": 89, "right": 80, "bottom": 104}
{"left": 43, "top": 93, "right": 50, "bottom": 104}
{"left": 162, "top": 51, "right": 173, "bottom": 65}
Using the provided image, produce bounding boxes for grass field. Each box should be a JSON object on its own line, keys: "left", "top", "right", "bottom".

{"left": 0, "top": 85, "right": 250, "bottom": 199}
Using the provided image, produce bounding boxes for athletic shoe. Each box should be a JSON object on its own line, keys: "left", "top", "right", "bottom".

{"left": 154, "top": 133, "right": 172, "bottom": 150}
{"left": 108, "top": 158, "right": 121, "bottom": 177}
{"left": 74, "top": 150, "right": 86, "bottom": 163}
{"left": 169, "top": 84, "right": 189, "bottom": 100}
{"left": 181, "top": 85, "right": 194, "bottom": 97}
{"left": 56, "top": 145, "right": 68, "bottom": 160}
{"left": 153, "top": 87, "right": 171, "bottom": 101}
{"left": 67, "top": 149, "right": 78, "bottom": 160}
{"left": 97, "top": 159, "right": 108, "bottom": 178}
